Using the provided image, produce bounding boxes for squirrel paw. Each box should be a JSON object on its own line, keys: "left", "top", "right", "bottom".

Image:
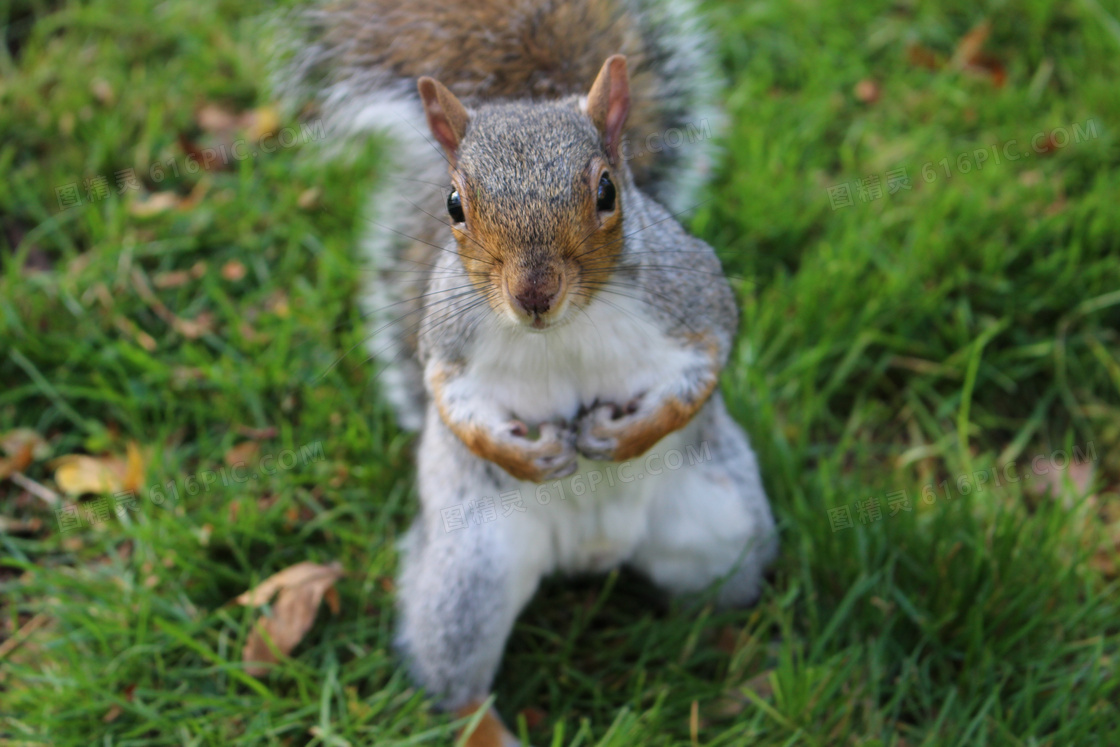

{"left": 576, "top": 398, "right": 642, "bottom": 461}
{"left": 502, "top": 420, "right": 578, "bottom": 482}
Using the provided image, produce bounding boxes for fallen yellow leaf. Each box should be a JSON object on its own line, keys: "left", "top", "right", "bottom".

{"left": 244, "top": 105, "right": 281, "bottom": 142}
{"left": 53, "top": 455, "right": 126, "bottom": 496}
{"left": 124, "top": 441, "right": 146, "bottom": 492}
{"left": 51, "top": 442, "right": 147, "bottom": 496}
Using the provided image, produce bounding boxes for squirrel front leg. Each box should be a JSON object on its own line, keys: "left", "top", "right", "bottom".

{"left": 577, "top": 335, "right": 721, "bottom": 462}
{"left": 428, "top": 359, "right": 579, "bottom": 482}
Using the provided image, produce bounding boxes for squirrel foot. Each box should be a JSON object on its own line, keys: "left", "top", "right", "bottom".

{"left": 576, "top": 396, "right": 642, "bottom": 461}
{"left": 500, "top": 419, "right": 578, "bottom": 482}
{"left": 456, "top": 702, "right": 522, "bottom": 747}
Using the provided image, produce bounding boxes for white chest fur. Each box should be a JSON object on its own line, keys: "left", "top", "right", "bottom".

{"left": 506, "top": 418, "right": 706, "bottom": 578}
{"left": 462, "top": 293, "right": 701, "bottom": 424}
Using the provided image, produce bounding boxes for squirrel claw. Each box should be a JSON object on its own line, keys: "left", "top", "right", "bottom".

{"left": 576, "top": 401, "right": 638, "bottom": 461}
{"left": 502, "top": 420, "right": 578, "bottom": 481}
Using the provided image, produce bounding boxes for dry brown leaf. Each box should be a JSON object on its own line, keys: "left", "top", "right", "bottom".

{"left": 854, "top": 79, "right": 880, "bottom": 104}
{"left": 236, "top": 561, "right": 344, "bottom": 676}
{"left": 221, "top": 260, "right": 246, "bottom": 282}
{"left": 0, "top": 613, "right": 51, "bottom": 661}
{"left": 173, "top": 311, "right": 215, "bottom": 339}
{"left": 1, "top": 429, "right": 50, "bottom": 462}
{"left": 518, "top": 706, "right": 547, "bottom": 730}
{"left": 297, "top": 187, "right": 322, "bottom": 210}
{"left": 950, "top": 20, "right": 1007, "bottom": 87}
{"left": 114, "top": 316, "right": 158, "bottom": 352}
{"left": 0, "top": 429, "right": 49, "bottom": 479}
{"left": 906, "top": 43, "right": 942, "bottom": 71}
{"left": 196, "top": 103, "right": 239, "bottom": 134}
{"left": 1032, "top": 460, "right": 1094, "bottom": 506}
{"left": 715, "top": 625, "right": 740, "bottom": 655}
{"left": 191, "top": 104, "right": 281, "bottom": 174}
{"left": 710, "top": 669, "right": 776, "bottom": 719}
{"left": 951, "top": 20, "right": 991, "bottom": 69}
{"left": 324, "top": 586, "right": 342, "bottom": 616}
{"left": 235, "top": 424, "right": 279, "bottom": 440}
{"left": 225, "top": 441, "right": 261, "bottom": 468}
{"left": 129, "top": 192, "right": 181, "bottom": 217}
{"left": 91, "top": 78, "right": 115, "bottom": 106}
{"left": 153, "top": 269, "right": 192, "bottom": 289}
{"left": 235, "top": 561, "right": 343, "bottom": 607}
{"left": 130, "top": 267, "right": 215, "bottom": 339}
{"left": 0, "top": 516, "right": 44, "bottom": 534}
{"left": 265, "top": 289, "right": 290, "bottom": 318}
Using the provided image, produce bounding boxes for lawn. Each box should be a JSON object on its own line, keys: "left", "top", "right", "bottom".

{"left": 1, "top": 0, "right": 1119, "bottom": 744}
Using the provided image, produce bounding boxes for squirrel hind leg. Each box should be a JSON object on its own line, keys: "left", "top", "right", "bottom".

{"left": 395, "top": 514, "right": 531, "bottom": 744}
{"left": 394, "top": 429, "right": 548, "bottom": 717}
{"left": 627, "top": 399, "right": 778, "bottom": 609}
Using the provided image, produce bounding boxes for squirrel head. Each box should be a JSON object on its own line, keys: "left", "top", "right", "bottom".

{"left": 418, "top": 56, "right": 631, "bottom": 330}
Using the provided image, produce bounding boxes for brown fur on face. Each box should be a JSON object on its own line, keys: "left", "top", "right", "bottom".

{"left": 446, "top": 102, "right": 626, "bottom": 328}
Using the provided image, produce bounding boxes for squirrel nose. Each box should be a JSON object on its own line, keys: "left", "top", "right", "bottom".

{"left": 515, "top": 286, "right": 554, "bottom": 316}
{"left": 510, "top": 271, "right": 563, "bottom": 318}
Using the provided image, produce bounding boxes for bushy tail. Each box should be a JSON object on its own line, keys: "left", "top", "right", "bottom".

{"left": 268, "top": 0, "right": 724, "bottom": 430}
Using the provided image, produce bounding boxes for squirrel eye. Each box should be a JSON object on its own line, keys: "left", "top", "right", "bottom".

{"left": 447, "top": 189, "right": 465, "bottom": 223}
{"left": 596, "top": 172, "right": 616, "bottom": 212}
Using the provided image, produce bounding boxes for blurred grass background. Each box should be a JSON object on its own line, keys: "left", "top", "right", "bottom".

{"left": 1, "top": 0, "right": 1119, "bottom": 744}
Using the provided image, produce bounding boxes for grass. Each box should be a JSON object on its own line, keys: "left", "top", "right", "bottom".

{"left": 1, "top": 0, "right": 1119, "bottom": 744}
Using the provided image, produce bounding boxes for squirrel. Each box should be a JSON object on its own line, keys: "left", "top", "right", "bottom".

{"left": 273, "top": 1, "right": 778, "bottom": 744}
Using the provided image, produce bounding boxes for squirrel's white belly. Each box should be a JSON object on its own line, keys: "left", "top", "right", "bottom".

{"left": 460, "top": 294, "right": 719, "bottom": 576}
{"left": 465, "top": 293, "right": 705, "bottom": 424}
{"left": 512, "top": 423, "right": 699, "bottom": 575}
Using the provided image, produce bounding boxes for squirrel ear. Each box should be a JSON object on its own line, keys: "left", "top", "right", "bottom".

{"left": 417, "top": 77, "right": 470, "bottom": 165}
{"left": 585, "top": 55, "right": 630, "bottom": 164}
